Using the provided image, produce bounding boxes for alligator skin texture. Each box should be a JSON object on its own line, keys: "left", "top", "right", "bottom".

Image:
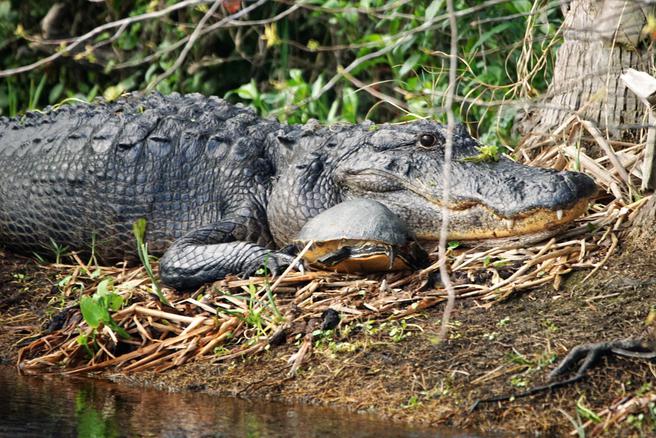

{"left": 0, "top": 93, "right": 290, "bottom": 289}
{"left": 0, "top": 92, "right": 597, "bottom": 290}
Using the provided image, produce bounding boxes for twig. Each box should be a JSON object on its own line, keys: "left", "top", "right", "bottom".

{"left": 580, "top": 233, "right": 618, "bottom": 283}
{"left": 265, "top": 240, "right": 314, "bottom": 294}
{"left": 147, "top": 0, "right": 225, "bottom": 90}
{"left": 580, "top": 120, "right": 630, "bottom": 184}
{"left": 0, "top": 0, "right": 215, "bottom": 78}
{"left": 435, "top": 0, "right": 459, "bottom": 343}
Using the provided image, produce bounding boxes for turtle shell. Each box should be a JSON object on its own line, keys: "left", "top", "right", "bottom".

{"left": 296, "top": 199, "right": 411, "bottom": 245}
{"left": 295, "top": 199, "right": 428, "bottom": 273}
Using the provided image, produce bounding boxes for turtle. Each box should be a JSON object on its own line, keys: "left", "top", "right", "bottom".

{"left": 295, "top": 199, "right": 430, "bottom": 273}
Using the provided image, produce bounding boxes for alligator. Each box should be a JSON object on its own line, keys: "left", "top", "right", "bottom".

{"left": 0, "top": 92, "right": 596, "bottom": 290}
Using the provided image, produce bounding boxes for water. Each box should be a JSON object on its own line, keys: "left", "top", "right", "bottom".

{"left": 0, "top": 366, "right": 485, "bottom": 437}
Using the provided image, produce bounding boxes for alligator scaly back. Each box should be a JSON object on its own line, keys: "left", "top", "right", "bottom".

{"left": 0, "top": 93, "right": 280, "bottom": 261}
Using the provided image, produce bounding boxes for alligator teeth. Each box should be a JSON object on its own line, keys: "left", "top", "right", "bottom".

{"left": 504, "top": 219, "right": 515, "bottom": 230}
{"left": 556, "top": 209, "right": 564, "bottom": 221}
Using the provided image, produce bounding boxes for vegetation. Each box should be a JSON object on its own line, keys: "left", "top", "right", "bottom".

{"left": 78, "top": 277, "right": 129, "bottom": 355}
{"left": 132, "top": 218, "right": 168, "bottom": 305}
{"left": 0, "top": 0, "right": 562, "bottom": 148}
{"left": 6, "top": 1, "right": 656, "bottom": 436}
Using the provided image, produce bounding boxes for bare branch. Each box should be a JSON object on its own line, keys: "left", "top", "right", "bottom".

{"left": 0, "top": 0, "right": 215, "bottom": 78}
{"left": 146, "top": 0, "right": 270, "bottom": 89}
{"left": 103, "top": 3, "right": 300, "bottom": 70}
{"left": 437, "top": 0, "right": 459, "bottom": 343}
{"left": 147, "top": 0, "right": 225, "bottom": 91}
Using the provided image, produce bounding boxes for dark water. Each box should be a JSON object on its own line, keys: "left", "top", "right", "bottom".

{"left": 0, "top": 366, "right": 486, "bottom": 438}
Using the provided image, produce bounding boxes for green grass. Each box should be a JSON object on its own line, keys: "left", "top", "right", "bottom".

{"left": 132, "top": 218, "right": 169, "bottom": 305}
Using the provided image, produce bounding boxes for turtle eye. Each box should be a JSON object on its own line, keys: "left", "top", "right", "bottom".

{"left": 419, "top": 133, "right": 437, "bottom": 148}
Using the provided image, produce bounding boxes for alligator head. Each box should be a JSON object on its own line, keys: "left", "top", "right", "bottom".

{"left": 267, "top": 120, "right": 597, "bottom": 246}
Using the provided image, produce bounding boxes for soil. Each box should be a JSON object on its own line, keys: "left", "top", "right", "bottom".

{"left": 1, "top": 245, "right": 655, "bottom": 437}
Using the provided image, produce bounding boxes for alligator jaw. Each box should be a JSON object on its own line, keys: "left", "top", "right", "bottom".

{"left": 353, "top": 187, "right": 593, "bottom": 247}
{"left": 422, "top": 196, "right": 590, "bottom": 244}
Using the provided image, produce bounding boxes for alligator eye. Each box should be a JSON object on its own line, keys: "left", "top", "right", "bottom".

{"left": 419, "top": 133, "right": 437, "bottom": 148}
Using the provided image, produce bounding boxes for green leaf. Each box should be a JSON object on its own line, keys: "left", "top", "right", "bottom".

{"left": 144, "top": 63, "right": 159, "bottom": 83}
{"left": 103, "top": 84, "right": 124, "bottom": 102}
{"left": 28, "top": 75, "right": 47, "bottom": 110}
{"left": 341, "top": 88, "right": 358, "bottom": 123}
{"left": 132, "top": 218, "right": 169, "bottom": 305}
{"left": 80, "top": 296, "right": 108, "bottom": 329}
{"left": 236, "top": 81, "right": 259, "bottom": 100}
{"left": 510, "top": 0, "right": 532, "bottom": 13}
{"left": 86, "top": 85, "right": 99, "bottom": 102}
{"left": 0, "top": 2, "right": 11, "bottom": 19}
{"left": 105, "top": 293, "right": 123, "bottom": 312}
{"left": 399, "top": 53, "right": 421, "bottom": 78}
{"left": 576, "top": 396, "right": 601, "bottom": 423}
{"left": 425, "top": 0, "right": 443, "bottom": 21}
{"left": 461, "top": 145, "right": 502, "bottom": 163}
{"left": 471, "top": 23, "right": 513, "bottom": 51}
{"left": 132, "top": 218, "right": 147, "bottom": 242}
{"left": 310, "top": 75, "right": 324, "bottom": 99}
{"left": 95, "top": 278, "right": 112, "bottom": 297}
{"left": 113, "top": 324, "right": 130, "bottom": 339}
{"left": 48, "top": 83, "right": 64, "bottom": 104}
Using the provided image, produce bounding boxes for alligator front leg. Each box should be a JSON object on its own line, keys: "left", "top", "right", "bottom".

{"left": 159, "top": 221, "right": 299, "bottom": 290}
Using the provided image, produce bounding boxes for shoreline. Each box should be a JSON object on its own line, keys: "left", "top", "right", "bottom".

{"left": 1, "top": 248, "right": 655, "bottom": 435}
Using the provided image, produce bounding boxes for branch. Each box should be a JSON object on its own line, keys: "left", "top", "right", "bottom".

{"left": 305, "top": 0, "right": 510, "bottom": 105}
{"left": 147, "top": 0, "right": 225, "bottom": 91}
{"left": 113, "top": 2, "right": 300, "bottom": 70}
{"left": 146, "top": 0, "right": 270, "bottom": 89}
{"left": 437, "top": 0, "right": 459, "bottom": 342}
{"left": 0, "top": 0, "right": 215, "bottom": 78}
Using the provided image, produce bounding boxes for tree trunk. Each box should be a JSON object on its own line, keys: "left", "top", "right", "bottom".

{"left": 522, "top": 0, "right": 654, "bottom": 144}
{"left": 630, "top": 194, "right": 656, "bottom": 246}
{"left": 524, "top": 0, "right": 656, "bottom": 246}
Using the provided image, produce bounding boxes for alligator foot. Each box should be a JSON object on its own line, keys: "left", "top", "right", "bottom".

{"left": 469, "top": 337, "right": 656, "bottom": 412}
{"left": 243, "top": 250, "right": 305, "bottom": 278}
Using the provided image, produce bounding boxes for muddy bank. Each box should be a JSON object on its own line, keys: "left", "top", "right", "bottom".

{"left": 1, "top": 248, "right": 655, "bottom": 436}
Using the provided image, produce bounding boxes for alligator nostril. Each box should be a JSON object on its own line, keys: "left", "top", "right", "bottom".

{"left": 565, "top": 172, "right": 597, "bottom": 198}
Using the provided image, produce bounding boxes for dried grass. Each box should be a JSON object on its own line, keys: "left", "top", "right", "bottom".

{"left": 575, "top": 392, "right": 656, "bottom": 436}
{"left": 17, "top": 115, "right": 653, "bottom": 378}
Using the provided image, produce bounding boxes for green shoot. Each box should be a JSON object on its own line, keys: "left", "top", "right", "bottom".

{"left": 78, "top": 278, "right": 130, "bottom": 354}
{"left": 49, "top": 238, "right": 69, "bottom": 265}
{"left": 461, "top": 145, "right": 502, "bottom": 163}
{"left": 575, "top": 396, "right": 601, "bottom": 424}
{"left": 132, "top": 218, "right": 169, "bottom": 305}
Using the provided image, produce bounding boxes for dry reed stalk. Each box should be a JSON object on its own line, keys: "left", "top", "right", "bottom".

{"left": 288, "top": 331, "right": 313, "bottom": 376}
{"left": 580, "top": 120, "right": 630, "bottom": 184}
{"left": 581, "top": 233, "right": 619, "bottom": 283}
{"left": 133, "top": 305, "right": 209, "bottom": 325}
{"left": 571, "top": 392, "right": 656, "bottom": 436}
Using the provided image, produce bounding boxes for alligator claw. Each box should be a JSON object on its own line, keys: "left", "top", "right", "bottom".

{"left": 246, "top": 251, "right": 304, "bottom": 277}
{"left": 549, "top": 337, "right": 655, "bottom": 380}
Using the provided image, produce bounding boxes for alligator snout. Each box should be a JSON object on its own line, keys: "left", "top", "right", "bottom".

{"left": 448, "top": 158, "right": 597, "bottom": 219}
{"left": 437, "top": 163, "right": 597, "bottom": 244}
{"left": 557, "top": 171, "right": 598, "bottom": 209}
